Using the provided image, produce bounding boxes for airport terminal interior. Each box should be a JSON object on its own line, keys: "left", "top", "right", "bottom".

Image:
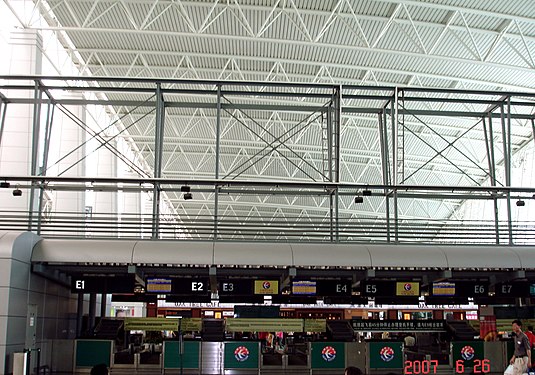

{"left": 1, "top": 0, "right": 535, "bottom": 374}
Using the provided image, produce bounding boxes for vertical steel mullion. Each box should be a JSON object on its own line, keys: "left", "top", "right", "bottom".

{"left": 28, "top": 80, "right": 42, "bottom": 232}
{"left": 391, "top": 95, "right": 399, "bottom": 243}
{"left": 335, "top": 86, "right": 341, "bottom": 183}
{"left": 500, "top": 102, "right": 513, "bottom": 245}
{"left": 483, "top": 115, "right": 499, "bottom": 244}
{"left": 329, "top": 193, "right": 334, "bottom": 242}
{"left": 326, "top": 106, "right": 333, "bottom": 182}
{"left": 214, "top": 84, "right": 222, "bottom": 241}
{"left": 531, "top": 119, "right": 535, "bottom": 147}
{"left": 334, "top": 86, "right": 341, "bottom": 243}
{"left": 152, "top": 83, "right": 164, "bottom": 239}
{"left": 488, "top": 114, "right": 499, "bottom": 243}
{"left": 0, "top": 101, "right": 7, "bottom": 148}
{"left": 378, "top": 110, "right": 390, "bottom": 242}
{"left": 37, "top": 101, "right": 54, "bottom": 235}
{"left": 507, "top": 97, "right": 513, "bottom": 244}
{"left": 335, "top": 188, "right": 339, "bottom": 243}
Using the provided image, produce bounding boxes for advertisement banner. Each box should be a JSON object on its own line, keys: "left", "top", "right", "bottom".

{"left": 254, "top": 280, "right": 279, "bottom": 294}
{"left": 396, "top": 282, "right": 420, "bottom": 296}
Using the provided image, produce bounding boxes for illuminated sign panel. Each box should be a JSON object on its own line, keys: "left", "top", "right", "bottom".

{"left": 146, "top": 278, "right": 172, "bottom": 293}
{"left": 432, "top": 282, "right": 456, "bottom": 296}
{"left": 292, "top": 280, "right": 317, "bottom": 295}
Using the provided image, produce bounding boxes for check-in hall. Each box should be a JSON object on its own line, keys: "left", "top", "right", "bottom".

{"left": 1, "top": 1, "right": 535, "bottom": 375}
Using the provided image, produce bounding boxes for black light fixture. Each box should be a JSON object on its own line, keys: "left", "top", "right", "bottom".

{"left": 362, "top": 188, "right": 372, "bottom": 196}
{"left": 354, "top": 196, "right": 364, "bottom": 204}
{"left": 516, "top": 199, "right": 525, "bottom": 207}
{"left": 12, "top": 188, "right": 22, "bottom": 197}
{"left": 181, "top": 185, "right": 191, "bottom": 192}
{"left": 183, "top": 192, "right": 193, "bottom": 200}
{"left": 0, "top": 181, "right": 10, "bottom": 188}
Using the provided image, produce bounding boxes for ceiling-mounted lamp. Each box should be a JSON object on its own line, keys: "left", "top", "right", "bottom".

{"left": 354, "top": 195, "right": 364, "bottom": 204}
{"left": 181, "top": 185, "right": 191, "bottom": 192}
{"left": 0, "top": 181, "right": 10, "bottom": 188}
{"left": 183, "top": 192, "right": 193, "bottom": 200}
{"left": 516, "top": 199, "right": 525, "bottom": 207}
{"left": 12, "top": 186, "right": 22, "bottom": 197}
{"left": 362, "top": 188, "right": 372, "bottom": 196}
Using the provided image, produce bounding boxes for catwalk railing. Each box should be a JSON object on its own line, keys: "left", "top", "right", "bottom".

{"left": 1, "top": 210, "right": 534, "bottom": 244}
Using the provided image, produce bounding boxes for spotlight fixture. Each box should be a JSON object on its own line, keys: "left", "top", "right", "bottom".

{"left": 354, "top": 196, "right": 364, "bottom": 204}
{"left": 362, "top": 189, "right": 372, "bottom": 196}
{"left": 181, "top": 185, "right": 191, "bottom": 192}
{"left": 0, "top": 182, "right": 10, "bottom": 188}
{"left": 183, "top": 192, "right": 193, "bottom": 200}
{"left": 12, "top": 188, "right": 22, "bottom": 197}
{"left": 516, "top": 200, "right": 525, "bottom": 207}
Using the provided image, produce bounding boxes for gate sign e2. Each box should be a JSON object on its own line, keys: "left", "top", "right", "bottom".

{"left": 172, "top": 278, "right": 210, "bottom": 295}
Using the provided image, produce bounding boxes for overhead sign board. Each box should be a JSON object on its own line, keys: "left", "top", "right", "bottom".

{"left": 316, "top": 280, "right": 351, "bottom": 296}
{"left": 171, "top": 278, "right": 210, "bottom": 295}
{"left": 71, "top": 275, "right": 135, "bottom": 293}
{"left": 351, "top": 319, "right": 446, "bottom": 332}
{"left": 226, "top": 318, "right": 303, "bottom": 332}
{"left": 218, "top": 279, "right": 254, "bottom": 295}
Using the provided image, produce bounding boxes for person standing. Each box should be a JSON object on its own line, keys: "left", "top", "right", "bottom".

{"left": 344, "top": 366, "right": 362, "bottom": 375}
{"left": 526, "top": 326, "right": 535, "bottom": 367}
{"left": 510, "top": 320, "right": 531, "bottom": 375}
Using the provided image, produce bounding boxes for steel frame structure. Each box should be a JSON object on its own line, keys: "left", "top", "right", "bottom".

{"left": 0, "top": 76, "right": 534, "bottom": 244}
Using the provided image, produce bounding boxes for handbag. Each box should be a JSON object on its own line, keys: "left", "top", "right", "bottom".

{"left": 505, "top": 364, "right": 514, "bottom": 375}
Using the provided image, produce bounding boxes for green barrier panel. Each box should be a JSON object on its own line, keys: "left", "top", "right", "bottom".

{"left": 311, "top": 342, "right": 345, "bottom": 369}
{"left": 224, "top": 341, "right": 259, "bottom": 369}
{"left": 368, "top": 341, "right": 403, "bottom": 369}
{"left": 75, "top": 340, "right": 112, "bottom": 367}
{"left": 451, "top": 341, "right": 485, "bottom": 370}
{"left": 163, "top": 341, "right": 200, "bottom": 369}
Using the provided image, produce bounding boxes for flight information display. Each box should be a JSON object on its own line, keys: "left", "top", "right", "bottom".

{"left": 146, "top": 278, "right": 172, "bottom": 293}
{"left": 292, "top": 280, "right": 317, "bottom": 295}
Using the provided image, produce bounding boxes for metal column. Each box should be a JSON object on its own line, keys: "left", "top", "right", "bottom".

{"left": 28, "top": 80, "right": 42, "bottom": 232}
{"left": 152, "top": 83, "right": 165, "bottom": 239}
{"left": 483, "top": 115, "right": 500, "bottom": 244}
{"left": 76, "top": 293, "right": 84, "bottom": 337}
{"left": 214, "top": 84, "right": 222, "bottom": 241}
{"left": 500, "top": 101, "right": 513, "bottom": 244}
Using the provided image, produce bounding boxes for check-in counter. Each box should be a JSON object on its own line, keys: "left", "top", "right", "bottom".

{"left": 74, "top": 339, "right": 113, "bottom": 373}
{"left": 366, "top": 341, "right": 404, "bottom": 374}
{"left": 310, "top": 342, "right": 346, "bottom": 374}
{"left": 223, "top": 341, "right": 260, "bottom": 373}
{"left": 163, "top": 340, "right": 200, "bottom": 374}
{"left": 450, "top": 341, "right": 485, "bottom": 372}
